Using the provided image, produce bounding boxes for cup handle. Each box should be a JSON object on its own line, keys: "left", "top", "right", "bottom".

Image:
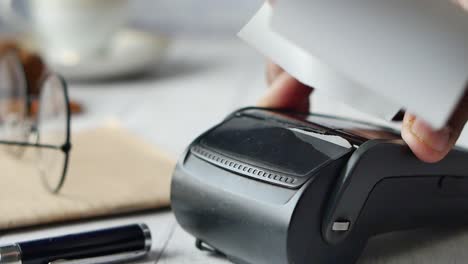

{"left": 0, "top": 0, "right": 31, "bottom": 32}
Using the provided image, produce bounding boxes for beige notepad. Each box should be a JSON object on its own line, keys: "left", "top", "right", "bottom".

{"left": 0, "top": 124, "right": 175, "bottom": 231}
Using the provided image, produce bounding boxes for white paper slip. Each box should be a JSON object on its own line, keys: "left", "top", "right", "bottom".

{"left": 271, "top": 0, "right": 468, "bottom": 129}
{"left": 239, "top": 3, "right": 402, "bottom": 122}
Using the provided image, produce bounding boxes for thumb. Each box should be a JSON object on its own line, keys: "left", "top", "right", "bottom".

{"left": 258, "top": 71, "right": 313, "bottom": 113}
{"left": 401, "top": 114, "right": 454, "bottom": 163}
{"left": 401, "top": 89, "right": 467, "bottom": 163}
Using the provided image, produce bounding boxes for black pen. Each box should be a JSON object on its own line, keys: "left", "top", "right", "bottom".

{"left": 0, "top": 223, "right": 151, "bottom": 264}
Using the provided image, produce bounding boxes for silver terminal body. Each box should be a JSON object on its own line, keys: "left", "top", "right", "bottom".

{"left": 0, "top": 244, "right": 22, "bottom": 264}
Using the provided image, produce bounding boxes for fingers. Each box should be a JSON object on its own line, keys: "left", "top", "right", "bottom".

{"left": 401, "top": 114, "right": 453, "bottom": 163}
{"left": 266, "top": 60, "right": 284, "bottom": 85}
{"left": 457, "top": 0, "right": 468, "bottom": 10}
{"left": 401, "top": 89, "right": 467, "bottom": 163}
{"left": 258, "top": 70, "right": 313, "bottom": 113}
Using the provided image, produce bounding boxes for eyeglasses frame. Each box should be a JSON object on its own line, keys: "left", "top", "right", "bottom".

{"left": 0, "top": 52, "right": 72, "bottom": 193}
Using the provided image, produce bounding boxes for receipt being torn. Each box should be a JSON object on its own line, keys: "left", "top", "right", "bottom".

{"left": 239, "top": 1, "right": 468, "bottom": 129}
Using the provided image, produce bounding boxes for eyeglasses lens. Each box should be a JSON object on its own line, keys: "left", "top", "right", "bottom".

{"left": 0, "top": 53, "right": 28, "bottom": 156}
{"left": 36, "top": 75, "right": 69, "bottom": 192}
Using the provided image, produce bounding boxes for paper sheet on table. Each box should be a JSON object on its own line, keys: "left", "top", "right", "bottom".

{"left": 240, "top": 1, "right": 468, "bottom": 128}
{"left": 0, "top": 123, "right": 175, "bottom": 231}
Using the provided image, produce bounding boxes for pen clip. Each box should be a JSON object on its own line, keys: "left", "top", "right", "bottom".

{"left": 48, "top": 250, "right": 148, "bottom": 264}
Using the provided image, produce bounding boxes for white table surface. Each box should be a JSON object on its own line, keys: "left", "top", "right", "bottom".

{"left": 1, "top": 37, "right": 467, "bottom": 264}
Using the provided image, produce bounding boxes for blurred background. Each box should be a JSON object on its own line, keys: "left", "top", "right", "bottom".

{"left": 0, "top": 0, "right": 273, "bottom": 156}
{"left": 0, "top": 0, "right": 263, "bottom": 36}
{"left": 129, "top": 0, "right": 262, "bottom": 36}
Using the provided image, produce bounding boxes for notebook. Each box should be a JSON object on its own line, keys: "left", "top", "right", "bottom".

{"left": 0, "top": 124, "right": 175, "bottom": 231}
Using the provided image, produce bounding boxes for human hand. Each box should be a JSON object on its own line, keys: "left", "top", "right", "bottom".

{"left": 258, "top": 61, "right": 467, "bottom": 163}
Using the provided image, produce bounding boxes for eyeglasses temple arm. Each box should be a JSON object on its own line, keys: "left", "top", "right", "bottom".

{"left": 0, "top": 140, "right": 62, "bottom": 150}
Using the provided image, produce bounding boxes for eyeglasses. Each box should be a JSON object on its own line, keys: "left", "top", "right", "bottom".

{"left": 0, "top": 51, "right": 71, "bottom": 193}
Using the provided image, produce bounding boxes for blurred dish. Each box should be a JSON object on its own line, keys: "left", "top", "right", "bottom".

{"left": 42, "top": 29, "right": 169, "bottom": 81}
{"left": 0, "top": 39, "right": 84, "bottom": 115}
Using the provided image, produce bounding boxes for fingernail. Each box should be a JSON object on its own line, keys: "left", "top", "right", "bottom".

{"left": 409, "top": 118, "right": 451, "bottom": 152}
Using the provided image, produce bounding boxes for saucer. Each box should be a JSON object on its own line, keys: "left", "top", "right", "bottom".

{"left": 42, "top": 29, "right": 170, "bottom": 81}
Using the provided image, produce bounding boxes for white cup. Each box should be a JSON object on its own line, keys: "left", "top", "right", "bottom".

{"left": 0, "top": 0, "right": 129, "bottom": 61}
